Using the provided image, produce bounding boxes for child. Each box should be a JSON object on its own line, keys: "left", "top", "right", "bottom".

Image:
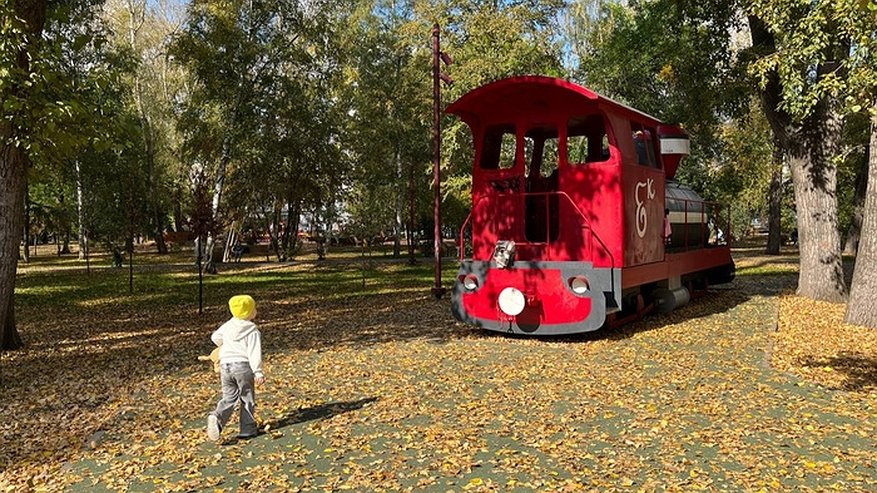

{"left": 207, "top": 294, "right": 265, "bottom": 441}
{"left": 663, "top": 208, "right": 672, "bottom": 246}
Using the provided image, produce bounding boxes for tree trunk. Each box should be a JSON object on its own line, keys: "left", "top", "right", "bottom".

{"left": 843, "top": 144, "right": 869, "bottom": 255}
{"left": 127, "top": 231, "right": 134, "bottom": 293}
{"left": 788, "top": 108, "right": 846, "bottom": 302}
{"left": 257, "top": 203, "right": 276, "bottom": 262}
{"left": 270, "top": 203, "right": 282, "bottom": 262}
{"left": 0, "top": 0, "right": 48, "bottom": 350}
{"left": 173, "top": 194, "right": 183, "bottom": 233}
{"left": 845, "top": 110, "right": 877, "bottom": 327}
{"left": 22, "top": 186, "right": 30, "bottom": 263}
{"left": 765, "top": 145, "right": 783, "bottom": 254}
{"left": 790, "top": 147, "right": 845, "bottom": 301}
{"left": 59, "top": 191, "right": 71, "bottom": 254}
{"left": 126, "top": 0, "right": 167, "bottom": 255}
{"left": 393, "top": 145, "right": 403, "bottom": 257}
{"left": 314, "top": 195, "right": 327, "bottom": 261}
{"left": 145, "top": 132, "right": 167, "bottom": 254}
{"left": 281, "top": 198, "right": 301, "bottom": 260}
{"left": 407, "top": 157, "right": 417, "bottom": 265}
{"left": 203, "top": 235, "right": 218, "bottom": 274}
{"left": 203, "top": 139, "right": 232, "bottom": 274}
{"left": 75, "top": 159, "right": 89, "bottom": 261}
{"left": 749, "top": 15, "right": 846, "bottom": 302}
{"left": 1, "top": 137, "right": 28, "bottom": 351}
{"left": 154, "top": 216, "right": 168, "bottom": 252}
{"left": 1, "top": 290, "right": 22, "bottom": 349}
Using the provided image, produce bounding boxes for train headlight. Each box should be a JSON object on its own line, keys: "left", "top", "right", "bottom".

{"left": 498, "top": 287, "right": 526, "bottom": 316}
{"left": 462, "top": 274, "right": 479, "bottom": 291}
{"left": 569, "top": 276, "right": 590, "bottom": 295}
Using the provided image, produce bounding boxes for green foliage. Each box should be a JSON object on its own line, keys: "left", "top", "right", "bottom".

{"left": 710, "top": 100, "right": 778, "bottom": 235}
{"left": 76, "top": 95, "right": 151, "bottom": 252}
{"left": 427, "top": 0, "right": 566, "bottom": 93}
{"left": 576, "top": 1, "right": 747, "bottom": 135}
{"left": 23, "top": 0, "right": 875, "bottom": 275}
{"left": 0, "top": 3, "right": 28, "bottom": 113}
{"left": 836, "top": 112, "right": 871, "bottom": 236}
{"left": 337, "top": 0, "right": 566, "bottom": 244}
{"left": 104, "top": 0, "right": 190, "bottom": 241}
{"left": 27, "top": 175, "right": 76, "bottom": 244}
{"left": 3, "top": 0, "right": 161, "bottom": 255}
{"left": 172, "top": 0, "right": 352, "bottom": 259}
{"left": 567, "top": 1, "right": 769, "bottom": 242}
{"left": 341, "top": 1, "right": 430, "bottom": 241}
{"left": 2, "top": 1, "right": 106, "bottom": 157}
{"left": 748, "top": 0, "right": 877, "bottom": 119}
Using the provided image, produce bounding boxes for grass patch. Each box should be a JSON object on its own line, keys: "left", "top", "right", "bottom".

{"left": 15, "top": 253, "right": 459, "bottom": 314}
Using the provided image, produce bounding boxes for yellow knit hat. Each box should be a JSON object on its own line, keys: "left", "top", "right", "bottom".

{"left": 228, "top": 295, "right": 256, "bottom": 319}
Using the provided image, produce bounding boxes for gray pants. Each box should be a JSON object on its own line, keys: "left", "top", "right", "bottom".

{"left": 211, "top": 361, "right": 258, "bottom": 436}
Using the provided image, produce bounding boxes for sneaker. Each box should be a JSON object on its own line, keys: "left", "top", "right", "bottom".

{"left": 237, "top": 432, "right": 258, "bottom": 440}
{"left": 207, "top": 414, "right": 221, "bottom": 441}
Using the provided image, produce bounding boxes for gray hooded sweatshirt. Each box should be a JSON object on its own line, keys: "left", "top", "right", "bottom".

{"left": 211, "top": 318, "right": 263, "bottom": 377}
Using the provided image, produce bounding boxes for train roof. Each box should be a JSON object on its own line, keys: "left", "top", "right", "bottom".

{"left": 446, "top": 75, "right": 663, "bottom": 126}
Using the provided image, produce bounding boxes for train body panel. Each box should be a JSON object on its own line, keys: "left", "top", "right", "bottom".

{"left": 622, "top": 164, "right": 666, "bottom": 266}
{"left": 449, "top": 76, "right": 734, "bottom": 336}
{"left": 452, "top": 261, "right": 617, "bottom": 335}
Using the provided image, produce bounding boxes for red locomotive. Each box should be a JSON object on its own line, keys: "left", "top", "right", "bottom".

{"left": 449, "top": 76, "right": 735, "bottom": 335}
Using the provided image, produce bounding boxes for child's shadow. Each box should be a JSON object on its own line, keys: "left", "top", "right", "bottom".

{"left": 236, "top": 397, "right": 379, "bottom": 442}
{"left": 224, "top": 397, "right": 378, "bottom": 445}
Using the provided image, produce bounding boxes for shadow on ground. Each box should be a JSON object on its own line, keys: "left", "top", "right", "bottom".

{"left": 800, "top": 354, "right": 877, "bottom": 391}
{"left": 268, "top": 397, "right": 379, "bottom": 430}
{"left": 220, "top": 397, "right": 381, "bottom": 446}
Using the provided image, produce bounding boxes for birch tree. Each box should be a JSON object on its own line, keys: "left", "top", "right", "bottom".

{"left": 172, "top": 0, "right": 267, "bottom": 272}
{"left": 105, "top": 0, "right": 185, "bottom": 254}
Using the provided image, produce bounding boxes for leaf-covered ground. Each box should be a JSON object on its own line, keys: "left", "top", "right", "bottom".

{"left": 774, "top": 291, "right": 877, "bottom": 392}
{"left": 2, "top": 246, "right": 876, "bottom": 491}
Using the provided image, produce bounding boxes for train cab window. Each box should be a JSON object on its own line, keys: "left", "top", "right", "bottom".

{"left": 524, "top": 125, "right": 559, "bottom": 179}
{"left": 524, "top": 125, "right": 560, "bottom": 243}
{"left": 480, "top": 124, "right": 517, "bottom": 170}
{"left": 567, "top": 114, "right": 610, "bottom": 165}
{"left": 632, "top": 123, "right": 659, "bottom": 168}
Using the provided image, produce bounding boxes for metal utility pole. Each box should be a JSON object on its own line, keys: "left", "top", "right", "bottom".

{"left": 432, "top": 23, "right": 452, "bottom": 299}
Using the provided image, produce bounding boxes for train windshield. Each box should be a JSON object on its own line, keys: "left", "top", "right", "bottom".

{"left": 524, "top": 126, "right": 559, "bottom": 178}
{"left": 480, "top": 124, "right": 516, "bottom": 170}
{"left": 524, "top": 125, "right": 560, "bottom": 243}
{"left": 567, "top": 114, "right": 611, "bottom": 165}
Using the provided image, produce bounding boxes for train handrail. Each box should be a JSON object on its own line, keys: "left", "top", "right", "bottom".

{"left": 555, "top": 191, "right": 615, "bottom": 271}
{"left": 458, "top": 191, "right": 616, "bottom": 272}
{"left": 671, "top": 197, "right": 732, "bottom": 252}
{"left": 458, "top": 195, "right": 490, "bottom": 261}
